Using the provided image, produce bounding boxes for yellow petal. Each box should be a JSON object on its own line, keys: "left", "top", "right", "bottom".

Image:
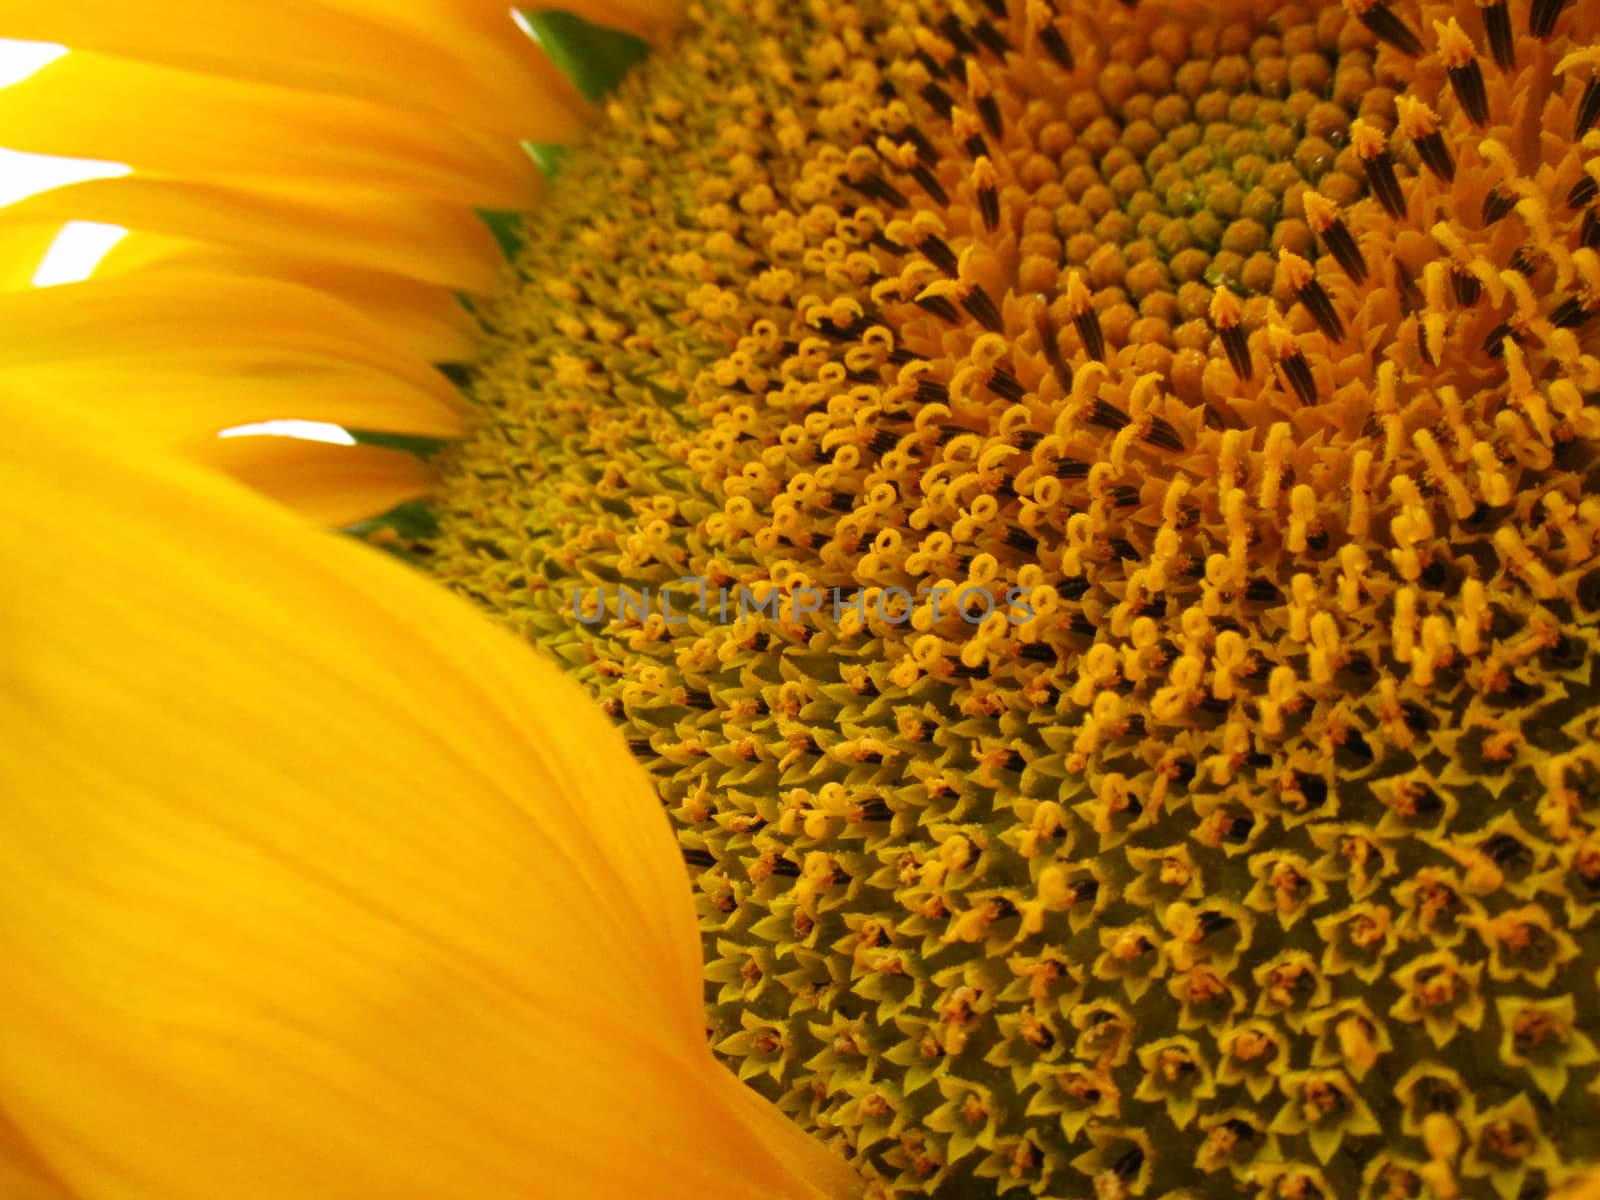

{"left": 184, "top": 436, "right": 434, "bottom": 526}
{"left": 0, "top": 223, "right": 65, "bottom": 292}
{"left": 0, "top": 397, "right": 862, "bottom": 1200}
{"left": 0, "top": 1112, "right": 75, "bottom": 1200}
{"left": 0, "top": 51, "right": 542, "bottom": 208}
{"left": 1, "top": 177, "right": 503, "bottom": 292}
{"left": 556, "top": 0, "right": 690, "bottom": 39}
{"left": 5, "top": 365, "right": 461, "bottom": 447}
{"left": 432, "top": 0, "right": 687, "bottom": 40}
{"left": 91, "top": 234, "right": 481, "bottom": 364}
{"left": 0, "top": 0, "right": 586, "bottom": 142}
{"left": 184, "top": 435, "right": 435, "bottom": 524}
{"left": 0, "top": 273, "right": 464, "bottom": 435}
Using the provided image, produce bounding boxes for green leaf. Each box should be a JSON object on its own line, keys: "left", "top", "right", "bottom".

{"left": 475, "top": 208, "right": 524, "bottom": 259}
{"left": 342, "top": 500, "right": 440, "bottom": 562}
{"left": 522, "top": 140, "right": 569, "bottom": 179}
{"left": 436, "top": 360, "right": 474, "bottom": 389}
{"left": 348, "top": 430, "right": 449, "bottom": 460}
{"left": 515, "top": 10, "right": 649, "bottom": 102}
{"left": 358, "top": 499, "right": 439, "bottom": 540}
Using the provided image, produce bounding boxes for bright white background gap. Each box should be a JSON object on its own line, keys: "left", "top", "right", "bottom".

{"left": 1, "top": 39, "right": 354, "bottom": 445}
{"left": 1, "top": 40, "right": 130, "bottom": 282}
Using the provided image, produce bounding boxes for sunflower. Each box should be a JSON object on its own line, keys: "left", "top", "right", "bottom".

{"left": 7, "top": 1, "right": 1600, "bottom": 1198}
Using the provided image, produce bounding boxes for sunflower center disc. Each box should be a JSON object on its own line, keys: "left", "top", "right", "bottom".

{"left": 429, "top": 1, "right": 1600, "bottom": 1195}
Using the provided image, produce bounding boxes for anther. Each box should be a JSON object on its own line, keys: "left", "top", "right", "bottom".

{"left": 912, "top": 43, "right": 949, "bottom": 82}
{"left": 857, "top": 173, "right": 908, "bottom": 209}
{"left": 1089, "top": 399, "right": 1132, "bottom": 432}
{"left": 937, "top": 13, "right": 979, "bottom": 58}
{"left": 920, "top": 80, "right": 956, "bottom": 121}
{"left": 1245, "top": 577, "right": 1283, "bottom": 603}
{"left": 1005, "top": 526, "right": 1040, "bottom": 554}
{"left": 911, "top": 163, "right": 950, "bottom": 205}
{"left": 1395, "top": 262, "right": 1423, "bottom": 319}
{"left": 1302, "top": 189, "right": 1367, "bottom": 284}
{"left": 1268, "top": 321, "right": 1317, "bottom": 406}
{"left": 1209, "top": 286, "right": 1251, "bottom": 381}
{"left": 912, "top": 232, "right": 958, "bottom": 277}
{"left": 1481, "top": 0, "right": 1514, "bottom": 70}
{"left": 901, "top": 123, "right": 939, "bottom": 168}
{"left": 1452, "top": 267, "right": 1481, "bottom": 305}
{"left": 975, "top": 93, "right": 1002, "bottom": 141}
{"left": 1578, "top": 75, "right": 1600, "bottom": 139}
{"left": 967, "top": 62, "right": 1003, "bottom": 140}
{"left": 1483, "top": 320, "right": 1524, "bottom": 357}
{"left": 915, "top": 291, "right": 963, "bottom": 323}
{"left": 1396, "top": 96, "right": 1454, "bottom": 183}
{"left": 1435, "top": 19, "right": 1488, "bottom": 127}
{"left": 1551, "top": 295, "right": 1597, "bottom": 328}
{"left": 1065, "top": 271, "right": 1105, "bottom": 362}
{"left": 1278, "top": 250, "right": 1345, "bottom": 341}
{"left": 1032, "top": 294, "right": 1073, "bottom": 387}
{"left": 1144, "top": 415, "right": 1185, "bottom": 453}
{"left": 963, "top": 283, "right": 1005, "bottom": 333}
{"left": 1529, "top": 0, "right": 1571, "bottom": 39}
{"left": 971, "top": 17, "right": 1010, "bottom": 58}
{"left": 988, "top": 365, "right": 1026, "bottom": 401}
{"left": 1351, "top": 119, "right": 1405, "bottom": 217}
{"left": 1344, "top": 0, "right": 1423, "bottom": 56}
{"left": 972, "top": 157, "right": 1001, "bottom": 231}
{"left": 1027, "top": 0, "right": 1073, "bottom": 70}
{"left": 1482, "top": 186, "right": 1517, "bottom": 224}
{"left": 1571, "top": 176, "right": 1599, "bottom": 209}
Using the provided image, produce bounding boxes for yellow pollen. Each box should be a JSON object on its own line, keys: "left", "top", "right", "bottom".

{"left": 1433, "top": 18, "right": 1474, "bottom": 69}
{"left": 1394, "top": 95, "right": 1440, "bottom": 140}
{"left": 1349, "top": 116, "right": 1386, "bottom": 158}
